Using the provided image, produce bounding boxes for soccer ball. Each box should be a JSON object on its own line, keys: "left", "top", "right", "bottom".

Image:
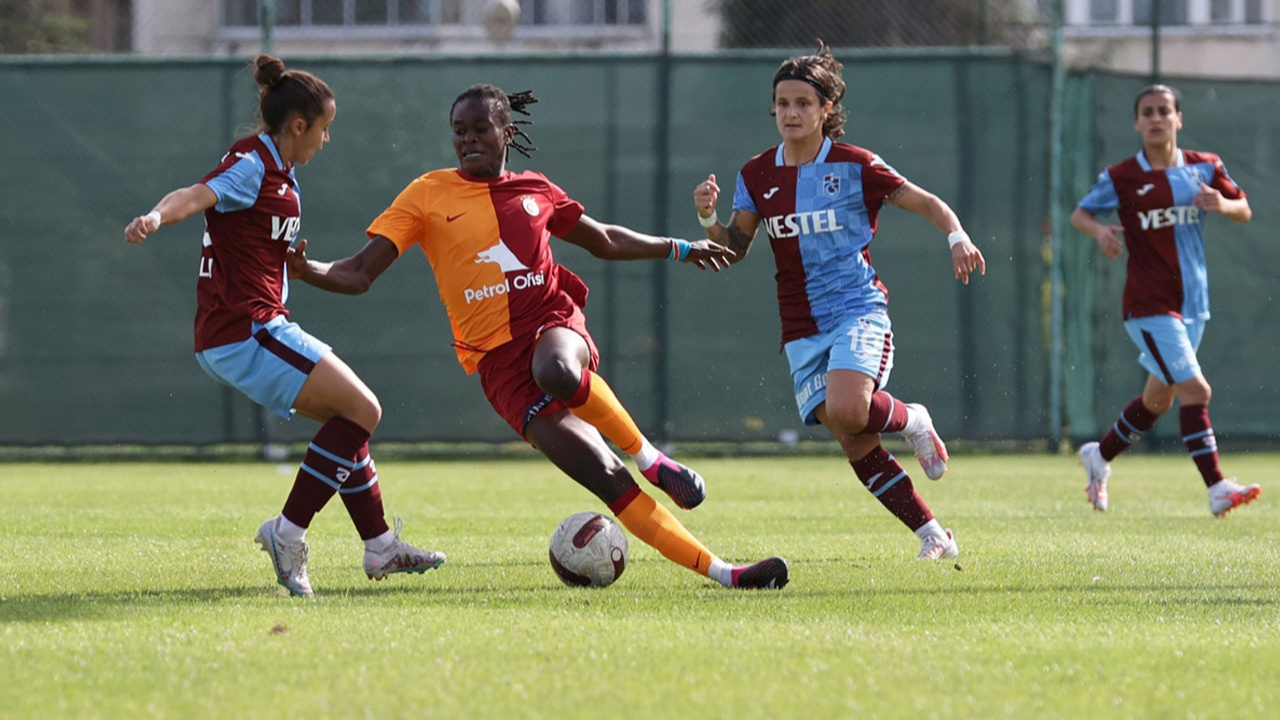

{"left": 548, "top": 512, "right": 628, "bottom": 587}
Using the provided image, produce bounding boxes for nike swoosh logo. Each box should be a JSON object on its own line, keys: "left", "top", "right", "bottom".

{"left": 763, "top": 187, "right": 779, "bottom": 199}
{"left": 446, "top": 212, "right": 467, "bottom": 222}
{"left": 1136, "top": 184, "right": 1155, "bottom": 196}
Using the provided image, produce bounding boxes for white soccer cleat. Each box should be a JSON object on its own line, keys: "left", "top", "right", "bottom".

{"left": 903, "top": 403, "right": 949, "bottom": 480}
{"left": 1208, "top": 478, "right": 1261, "bottom": 518}
{"left": 918, "top": 528, "right": 959, "bottom": 560}
{"left": 254, "top": 517, "right": 313, "bottom": 598}
{"left": 1079, "top": 441, "right": 1111, "bottom": 512}
{"left": 364, "top": 518, "right": 447, "bottom": 581}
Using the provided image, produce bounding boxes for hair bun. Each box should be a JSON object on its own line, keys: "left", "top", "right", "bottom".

{"left": 253, "top": 54, "right": 286, "bottom": 89}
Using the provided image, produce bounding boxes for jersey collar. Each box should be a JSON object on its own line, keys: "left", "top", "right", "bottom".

{"left": 1136, "top": 148, "right": 1184, "bottom": 172}
{"left": 774, "top": 137, "right": 833, "bottom": 167}
{"left": 258, "top": 132, "right": 287, "bottom": 171}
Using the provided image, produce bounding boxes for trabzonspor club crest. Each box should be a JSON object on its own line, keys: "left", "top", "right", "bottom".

{"left": 823, "top": 174, "right": 841, "bottom": 198}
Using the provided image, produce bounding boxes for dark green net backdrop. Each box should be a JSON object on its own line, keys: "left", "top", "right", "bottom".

{"left": 0, "top": 53, "right": 1272, "bottom": 447}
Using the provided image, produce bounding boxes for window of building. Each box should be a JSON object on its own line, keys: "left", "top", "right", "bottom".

{"left": 1069, "top": 0, "right": 1264, "bottom": 26}
{"left": 1090, "top": 0, "right": 1119, "bottom": 24}
{"left": 223, "top": 0, "right": 645, "bottom": 28}
{"left": 1133, "top": 0, "right": 1188, "bottom": 25}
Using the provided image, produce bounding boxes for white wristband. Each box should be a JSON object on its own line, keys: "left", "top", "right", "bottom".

{"left": 697, "top": 209, "right": 719, "bottom": 228}
{"left": 947, "top": 230, "right": 969, "bottom": 248}
{"left": 145, "top": 210, "right": 162, "bottom": 226}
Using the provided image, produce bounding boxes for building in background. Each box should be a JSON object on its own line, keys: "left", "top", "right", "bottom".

{"left": 130, "top": 0, "right": 718, "bottom": 55}
{"left": 1064, "top": 0, "right": 1277, "bottom": 77}
{"left": 2, "top": 0, "right": 1278, "bottom": 78}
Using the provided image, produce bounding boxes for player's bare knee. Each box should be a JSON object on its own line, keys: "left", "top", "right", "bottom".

{"left": 348, "top": 394, "right": 382, "bottom": 432}
{"left": 531, "top": 355, "right": 580, "bottom": 399}
{"left": 824, "top": 403, "right": 869, "bottom": 436}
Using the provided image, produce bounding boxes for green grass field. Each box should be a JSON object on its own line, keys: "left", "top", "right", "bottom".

{"left": 2, "top": 452, "right": 1276, "bottom": 719}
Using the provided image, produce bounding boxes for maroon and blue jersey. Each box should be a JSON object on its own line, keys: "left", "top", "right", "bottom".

{"left": 1077, "top": 149, "right": 1245, "bottom": 321}
{"left": 194, "top": 133, "right": 301, "bottom": 351}
{"left": 732, "top": 138, "right": 906, "bottom": 344}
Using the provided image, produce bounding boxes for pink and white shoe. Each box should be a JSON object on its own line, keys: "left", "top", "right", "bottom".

{"left": 918, "top": 529, "right": 959, "bottom": 560}
{"left": 640, "top": 453, "right": 706, "bottom": 509}
{"left": 1079, "top": 441, "right": 1111, "bottom": 512}
{"left": 1208, "top": 478, "right": 1261, "bottom": 518}
{"left": 904, "top": 403, "right": 949, "bottom": 480}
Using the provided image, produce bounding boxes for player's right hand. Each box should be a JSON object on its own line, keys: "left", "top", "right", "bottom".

{"left": 683, "top": 238, "right": 736, "bottom": 272}
{"left": 123, "top": 213, "right": 160, "bottom": 244}
{"left": 285, "top": 238, "right": 309, "bottom": 278}
{"left": 1095, "top": 225, "right": 1125, "bottom": 259}
{"left": 694, "top": 173, "right": 720, "bottom": 221}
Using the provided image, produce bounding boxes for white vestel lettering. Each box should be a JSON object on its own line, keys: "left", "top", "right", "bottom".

{"left": 198, "top": 231, "right": 214, "bottom": 278}
{"left": 1138, "top": 206, "right": 1200, "bottom": 231}
{"left": 271, "top": 215, "right": 301, "bottom": 243}
{"left": 764, "top": 209, "right": 844, "bottom": 239}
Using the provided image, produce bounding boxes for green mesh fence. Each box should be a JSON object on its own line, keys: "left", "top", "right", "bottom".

{"left": 0, "top": 53, "right": 1273, "bottom": 447}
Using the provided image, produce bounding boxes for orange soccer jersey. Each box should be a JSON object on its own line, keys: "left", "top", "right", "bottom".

{"left": 367, "top": 168, "right": 586, "bottom": 373}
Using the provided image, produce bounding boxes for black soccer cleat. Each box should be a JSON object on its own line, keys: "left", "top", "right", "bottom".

{"left": 734, "top": 556, "right": 790, "bottom": 590}
{"left": 640, "top": 453, "right": 707, "bottom": 510}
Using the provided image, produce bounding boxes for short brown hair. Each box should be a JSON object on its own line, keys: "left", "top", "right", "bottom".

{"left": 1134, "top": 84, "right": 1180, "bottom": 117}
{"left": 772, "top": 41, "right": 847, "bottom": 139}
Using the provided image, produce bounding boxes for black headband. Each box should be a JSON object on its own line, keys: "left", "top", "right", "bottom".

{"left": 773, "top": 73, "right": 828, "bottom": 102}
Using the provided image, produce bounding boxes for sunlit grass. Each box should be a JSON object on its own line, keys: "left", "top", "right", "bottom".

{"left": 1, "top": 453, "right": 1276, "bottom": 718}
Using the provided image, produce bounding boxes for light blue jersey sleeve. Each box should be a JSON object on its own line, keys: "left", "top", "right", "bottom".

{"left": 732, "top": 171, "right": 758, "bottom": 214}
{"left": 1077, "top": 170, "right": 1119, "bottom": 216}
{"left": 205, "top": 154, "right": 266, "bottom": 213}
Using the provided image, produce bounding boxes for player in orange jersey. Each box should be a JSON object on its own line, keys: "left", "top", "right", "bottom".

{"left": 288, "top": 84, "right": 789, "bottom": 589}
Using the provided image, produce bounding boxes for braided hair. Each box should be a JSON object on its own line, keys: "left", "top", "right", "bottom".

{"left": 451, "top": 84, "right": 539, "bottom": 159}
{"left": 771, "top": 41, "right": 847, "bottom": 140}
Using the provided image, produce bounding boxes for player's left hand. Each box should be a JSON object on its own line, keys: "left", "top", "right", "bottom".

{"left": 286, "top": 238, "right": 309, "bottom": 278}
{"left": 951, "top": 240, "right": 986, "bottom": 285}
{"left": 1192, "top": 182, "right": 1224, "bottom": 213}
{"left": 683, "top": 239, "right": 736, "bottom": 271}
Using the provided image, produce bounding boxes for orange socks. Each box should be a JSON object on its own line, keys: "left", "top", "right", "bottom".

{"left": 610, "top": 486, "right": 719, "bottom": 577}
{"left": 566, "top": 369, "right": 645, "bottom": 455}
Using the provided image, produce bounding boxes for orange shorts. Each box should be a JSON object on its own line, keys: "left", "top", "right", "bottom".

{"left": 477, "top": 297, "right": 599, "bottom": 440}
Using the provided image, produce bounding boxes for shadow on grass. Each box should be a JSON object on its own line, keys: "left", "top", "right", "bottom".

{"left": 4, "top": 558, "right": 1274, "bottom": 623}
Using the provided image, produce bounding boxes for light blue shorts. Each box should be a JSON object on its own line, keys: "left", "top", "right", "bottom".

{"left": 1123, "top": 315, "right": 1205, "bottom": 386}
{"left": 783, "top": 310, "right": 895, "bottom": 426}
{"left": 195, "top": 316, "right": 332, "bottom": 419}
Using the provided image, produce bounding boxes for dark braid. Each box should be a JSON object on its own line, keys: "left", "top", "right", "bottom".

{"left": 451, "top": 84, "right": 539, "bottom": 159}
{"left": 772, "top": 40, "right": 847, "bottom": 140}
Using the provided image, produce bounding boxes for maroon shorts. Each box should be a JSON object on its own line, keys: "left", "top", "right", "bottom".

{"left": 477, "top": 300, "right": 599, "bottom": 440}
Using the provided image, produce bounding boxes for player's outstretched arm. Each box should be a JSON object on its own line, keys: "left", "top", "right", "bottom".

{"left": 287, "top": 235, "right": 399, "bottom": 295}
{"left": 692, "top": 173, "right": 761, "bottom": 266}
{"left": 1070, "top": 206, "right": 1125, "bottom": 260}
{"left": 886, "top": 181, "right": 986, "bottom": 284}
{"left": 123, "top": 184, "right": 217, "bottom": 244}
{"left": 560, "top": 214, "right": 735, "bottom": 271}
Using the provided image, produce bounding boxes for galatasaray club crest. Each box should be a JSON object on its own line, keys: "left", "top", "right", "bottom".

{"left": 521, "top": 195, "right": 541, "bottom": 216}
{"left": 823, "top": 174, "right": 841, "bottom": 198}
